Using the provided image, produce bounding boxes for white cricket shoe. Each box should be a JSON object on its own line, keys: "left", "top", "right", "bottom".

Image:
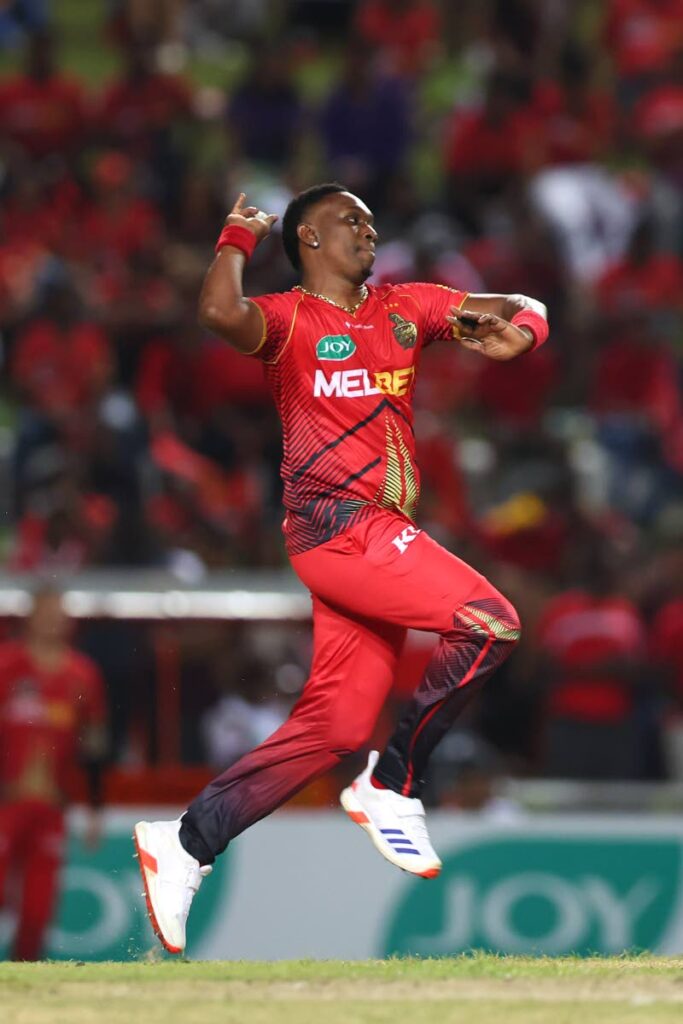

{"left": 133, "top": 819, "right": 212, "bottom": 954}
{"left": 340, "top": 751, "right": 441, "bottom": 878}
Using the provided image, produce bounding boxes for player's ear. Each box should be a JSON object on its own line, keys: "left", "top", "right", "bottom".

{"left": 298, "top": 223, "right": 319, "bottom": 250}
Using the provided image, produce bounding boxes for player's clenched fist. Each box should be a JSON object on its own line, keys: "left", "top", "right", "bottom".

{"left": 226, "top": 192, "right": 278, "bottom": 241}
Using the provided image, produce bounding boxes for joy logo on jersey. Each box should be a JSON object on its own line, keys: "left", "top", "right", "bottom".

{"left": 315, "top": 334, "right": 357, "bottom": 361}
{"left": 313, "top": 366, "right": 415, "bottom": 398}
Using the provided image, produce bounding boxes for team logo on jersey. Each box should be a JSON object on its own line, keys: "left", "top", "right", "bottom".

{"left": 389, "top": 314, "right": 418, "bottom": 349}
{"left": 315, "top": 334, "right": 357, "bottom": 361}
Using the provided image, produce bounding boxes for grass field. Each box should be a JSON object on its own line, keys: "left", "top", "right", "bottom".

{"left": 2, "top": 956, "right": 683, "bottom": 1024}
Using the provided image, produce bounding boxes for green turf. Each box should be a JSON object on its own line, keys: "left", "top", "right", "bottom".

{"left": 1, "top": 957, "right": 683, "bottom": 1024}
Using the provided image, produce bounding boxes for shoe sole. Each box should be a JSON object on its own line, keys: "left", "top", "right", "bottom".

{"left": 133, "top": 823, "right": 183, "bottom": 955}
{"left": 339, "top": 786, "right": 441, "bottom": 879}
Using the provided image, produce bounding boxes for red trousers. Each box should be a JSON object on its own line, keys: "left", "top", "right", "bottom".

{"left": 0, "top": 799, "right": 65, "bottom": 960}
{"left": 182, "top": 508, "right": 520, "bottom": 864}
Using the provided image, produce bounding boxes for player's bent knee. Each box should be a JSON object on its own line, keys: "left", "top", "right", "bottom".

{"left": 455, "top": 593, "right": 521, "bottom": 646}
{"left": 500, "top": 601, "right": 521, "bottom": 644}
{"left": 489, "top": 599, "right": 521, "bottom": 646}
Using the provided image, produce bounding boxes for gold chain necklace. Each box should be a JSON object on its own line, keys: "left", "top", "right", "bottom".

{"left": 294, "top": 284, "right": 368, "bottom": 315}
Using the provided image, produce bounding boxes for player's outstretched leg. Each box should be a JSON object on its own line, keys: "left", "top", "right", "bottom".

{"left": 133, "top": 819, "right": 212, "bottom": 954}
{"left": 134, "top": 600, "right": 401, "bottom": 952}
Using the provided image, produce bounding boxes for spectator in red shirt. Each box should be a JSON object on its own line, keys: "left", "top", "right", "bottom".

{"left": 95, "top": 37, "right": 193, "bottom": 210}
{"left": 532, "top": 44, "right": 617, "bottom": 166}
{"left": 91, "top": 247, "right": 180, "bottom": 342}
{"left": 72, "top": 151, "right": 164, "bottom": 266}
{"left": 536, "top": 546, "right": 647, "bottom": 779}
{"left": 0, "top": 588, "right": 107, "bottom": 960}
{"left": 473, "top": 346, "right": 558, "bottom": 431}
{"left": 631, "top": 52, "right": 683, "bottom": 183}
{"left": 633, "top": 79, "right": 683, "bottom": 146}
{"left": 96, "top": 38, "right": 193, "bottom": 157}
{"left": 10, "top": 483, "right": 118, "bottom": 574}
{"left": 11, "top": 282, "right": 112, "bottom": 424}
{"left": 136, "top": 327, "right": 269, "bottom": 433}
{"left": 590, "top": 312, "right": 683, "bottom": 518}
{"left": 353, "top": 0, "right": 441, "bottom": 78}
{"left": 603, "top": 0, "right": 683, "bottom": 103}
{"left": 597, "top": 216, "right": 683, "bottom": 318}
{"left": 0, "top": 163, "right": 80, "bottom": 256}
{"left": 0, "top": 31, "right": 87, "bottom": 159}
{"left": 444, "top": 70, "right": 541, "bottom": 234}
{"left": 591, "top": 321, "right": 681, "bottom": 444}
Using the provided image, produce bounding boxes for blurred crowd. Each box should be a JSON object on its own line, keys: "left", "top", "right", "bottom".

{"left": 0, "top": 0, "right": 682, "bottom": 790}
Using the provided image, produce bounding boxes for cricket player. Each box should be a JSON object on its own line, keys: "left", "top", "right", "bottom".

{"left": 0, "top": 587, "right": 107, "bottom": 960}
{"left": 134, "top": 184, "right": 548, "bottom": 953}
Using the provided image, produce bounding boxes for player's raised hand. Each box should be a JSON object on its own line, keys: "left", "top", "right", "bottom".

{"left": 446, "top": 308, "right": 534, "bottom": 361}
{"left": 225, "top": 192, "right": 278, "bottom": 242}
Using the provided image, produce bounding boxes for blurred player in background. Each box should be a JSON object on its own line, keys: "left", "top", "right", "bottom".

{"left": 135, "top": 183, "right": 549, "bottom": 953}
{"left": 0, "top": 588, "right": 107, "bottom": 961}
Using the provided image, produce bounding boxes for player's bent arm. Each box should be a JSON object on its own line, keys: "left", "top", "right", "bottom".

{"left": 197, "top": 250, "right": 265, "bottom": 355}
{"left": 449, "top": 291, "right": 549, "bottom": 360}
{"left": 465, "top": 293, "right": 548, "bottom": 322}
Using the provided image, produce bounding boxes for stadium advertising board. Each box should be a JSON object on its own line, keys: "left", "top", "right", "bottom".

{"left": 2, "top": 812, "right": 683, "bottom": 960}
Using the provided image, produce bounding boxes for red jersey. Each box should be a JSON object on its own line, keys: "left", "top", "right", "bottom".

{"left": 97, "top": 73, "right": 192, "bottom": 154}
{"left": 354, "top": 0, "right": 441, "bottom": 75}
{"left": 603, "top": 0, "right": 683, "bottom": 78}
{"left": 249, "top": 282, "right": 467, "bottom": 554}
{"left": 0, "top": 74, "right": 87, "bottom": 157}
{"left": 537, "top": 591, "right": 645, "bottom": 722}
{"left": 0, "top": 642, "right": 106, "bottom": 803}
{"left": 12, "top": 319, "right": 111, "bottom": 415}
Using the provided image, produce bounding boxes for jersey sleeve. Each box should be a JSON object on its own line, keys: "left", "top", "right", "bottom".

{"left": 400, "top": 282, "right": 469, "bottom": 347}
{"left": 248, "top": 291, "right": 302, "bottom": 364}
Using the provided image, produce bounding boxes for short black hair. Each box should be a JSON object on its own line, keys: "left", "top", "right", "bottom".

{"left": 281, "top": 182, "right": 348, "bottom": 271}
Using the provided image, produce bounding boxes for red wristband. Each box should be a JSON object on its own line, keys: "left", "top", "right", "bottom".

{"left": 215, "top": 224, "right": 258, "bottom": 259}
{"left": 511, "top": 308, "right": 549, "bottom": 351}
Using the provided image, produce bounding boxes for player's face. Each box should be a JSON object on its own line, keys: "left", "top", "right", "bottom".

{"left": 308, "top": 192, "right": 377, "bottom": 283}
